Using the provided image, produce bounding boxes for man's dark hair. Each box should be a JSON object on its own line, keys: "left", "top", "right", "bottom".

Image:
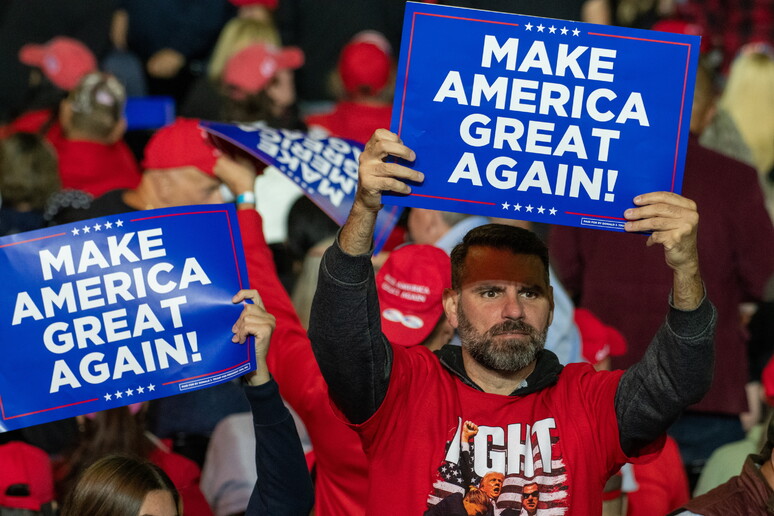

{"left": 450, "top": 224, "right": 550, "bottom": 289}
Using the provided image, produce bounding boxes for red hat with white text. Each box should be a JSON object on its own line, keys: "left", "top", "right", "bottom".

{"left": 376, "top": 244, "right": 451, "bottom": 347}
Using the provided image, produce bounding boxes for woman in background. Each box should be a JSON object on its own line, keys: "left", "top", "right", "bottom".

{"left": 60, "top": 455, "right": 180, "bottom": 516}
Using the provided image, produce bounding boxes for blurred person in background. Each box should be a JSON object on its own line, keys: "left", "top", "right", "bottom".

{"left": 0, "top": 0, "right": 113, "bottom": 123}
{"left": 0, "top": 132, "right": 60, "bottom": 236}
{"left": 181, "top": 16, "right": 281, "bottom": 121}
{"left": 305, "top": 31, "right": 394, "bottom": 144}
{"left": 702, "top": 44, "right": 774, "bottom": 223}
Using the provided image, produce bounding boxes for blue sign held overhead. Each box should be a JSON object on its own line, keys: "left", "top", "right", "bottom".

{"left": 386, "top": 2, "right": 700, "bottom": 232}
{"left": 201, "top": 121, "right": 403, "bottom": 253}
{"left": 0, "top": 205, "right": 253, "bottom": 431}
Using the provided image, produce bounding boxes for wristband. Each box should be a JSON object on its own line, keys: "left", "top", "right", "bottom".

{"left": 236, "top": 191, "right": 256, "bottom": 205}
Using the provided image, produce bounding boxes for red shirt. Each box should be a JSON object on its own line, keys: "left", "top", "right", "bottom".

{"left": 350, "top": 344, "right": 655, "bottom": 515}
{"left": 46, "top": 124, "right": 141, "bottom": 197}
{"left": 3, "top": 109, "right": 141, "bottom": 197}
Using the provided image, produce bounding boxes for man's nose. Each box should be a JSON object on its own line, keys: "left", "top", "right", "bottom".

{"left": 501, "top": 291, "right": 525, "bottom": 320}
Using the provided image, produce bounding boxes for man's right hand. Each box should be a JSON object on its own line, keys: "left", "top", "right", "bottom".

{"left": 354, "top": 129, "right": 422, "bottom": 212}
{"left": 340, "top": 129, "right": 423, "bottom": 255}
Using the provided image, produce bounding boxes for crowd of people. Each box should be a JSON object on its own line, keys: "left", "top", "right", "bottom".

{"left": 0, "top": 0, "right": 773, "bottom": 515}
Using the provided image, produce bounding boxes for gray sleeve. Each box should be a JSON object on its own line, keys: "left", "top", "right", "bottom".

{"left": 615, "top": 294, "right": 717, "bottom": 456}
{"left": 307, "top": 235, "right": 393, "bottom": 424}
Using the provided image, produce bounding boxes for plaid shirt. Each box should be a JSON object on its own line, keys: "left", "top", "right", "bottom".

{"left": 677, "top": 0, "right": 774, "bottom": 70}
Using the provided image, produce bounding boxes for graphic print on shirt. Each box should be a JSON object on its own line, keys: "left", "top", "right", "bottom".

{"left": 424, "top": 417, "right": 568, "bottom": 515}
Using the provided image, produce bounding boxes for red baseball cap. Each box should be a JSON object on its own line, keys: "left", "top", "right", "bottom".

{"left": 142, "top": 118, "right": 221, "bottom": 176}
{"left": 575, "top": 308, "right": 627, "bottom": 364}
{"left": 339, "top": 31, "right": 392, "bottom": 96}
{"left": 377, "top": 244, "right": 451, "bottom": 347}
{"left": 0, "top": 441, "right": 54, "bottom": 511}
{"left": 223, "top": 43, "right": 304, "bottom": 98}
{"left": 19, "top": 36, "right": 97, "bottom": 91}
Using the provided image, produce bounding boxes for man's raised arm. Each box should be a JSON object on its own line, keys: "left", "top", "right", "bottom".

{"left": 308, "top": 130, "right": 423, "bottom": 424}
{"left": 616, "top": 192, "right": 717, "bottom": 455}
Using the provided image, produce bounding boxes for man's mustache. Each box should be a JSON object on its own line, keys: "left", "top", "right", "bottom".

{"left": 486, "top": 319, "right": 536, "bottom": 337}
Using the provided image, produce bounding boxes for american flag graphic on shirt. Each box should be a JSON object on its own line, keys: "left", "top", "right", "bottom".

{"left": 425, "top": 417, "right": 569, "bottom": 515}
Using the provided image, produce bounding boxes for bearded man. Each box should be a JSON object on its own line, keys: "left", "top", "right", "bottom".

{"left": 308, "top": 129, "right": 717, "bottom": 515}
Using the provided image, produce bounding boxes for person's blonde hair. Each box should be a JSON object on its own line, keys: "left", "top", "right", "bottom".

{"left": 208, "top": 17, "right": 281, "bottom": 82}
{"left": 719, "top": 50, "right": 774, "bottom": 177}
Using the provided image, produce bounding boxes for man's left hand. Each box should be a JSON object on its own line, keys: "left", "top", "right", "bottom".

{"left": 624, "top": 192, "right": 703, "bottom": 309}
{"left": 624, "top": 191, "right": 699, "bottom": 272}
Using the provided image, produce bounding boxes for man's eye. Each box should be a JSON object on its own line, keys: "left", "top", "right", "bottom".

{"left": 521, "top": 290, "right": 538, "bottom": 299}
{"left": 482, "top": 290, "right": 498, "bottom": 298}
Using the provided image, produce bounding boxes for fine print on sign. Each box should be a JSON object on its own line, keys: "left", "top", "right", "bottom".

{"left": 0, "top": 205, "right": 252, "bottom": 432}
{"left": 386, "top": 2, "right": 700, "bottom": 232}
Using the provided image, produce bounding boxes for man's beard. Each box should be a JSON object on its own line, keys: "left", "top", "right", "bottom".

{"left": 457, "top": 306, "right": 547, "bottom": 373}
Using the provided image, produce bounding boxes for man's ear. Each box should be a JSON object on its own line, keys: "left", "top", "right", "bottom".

{"left": 442, "top": 288, "right": 460, "bottom": 329}
{"left": 107, "top": 117, "right": 127, "bottom": 144}
{"left": 547, "top": 285, "right": 554, "bottom": 327}
{"left": 146, "top": 168, "right": 173, "bottom": 201}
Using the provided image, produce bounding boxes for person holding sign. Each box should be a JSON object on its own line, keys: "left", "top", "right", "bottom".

{"left": 307, "top": 128, "right": 716, "bottom": 515}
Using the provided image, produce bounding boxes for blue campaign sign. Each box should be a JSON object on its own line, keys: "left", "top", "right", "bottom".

{"left": 0, "top": 205, "right": 253, "bottom": 432}
{"left": 386, "top": 2, "right": 700, "bottom": 232}
{"left": 201, "top": 121, "right": 403, "bottom": 252}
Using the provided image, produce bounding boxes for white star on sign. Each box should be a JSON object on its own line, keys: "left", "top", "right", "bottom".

{"left": 104, "top": 221, "right": 113, "bottom": 229}
{"left": 537, "top": 206, "right": 545, "bottom": 214}
{"left": 116, "top": 219, "right": 124, "bottom": 227}
{"left": 549, "top": 207, "right": 558, "bottom": 215}
{"left": 561, "top": 27, "right": 569, "bottom": 35}
{"left": 82, "top": 225, "right": 91, "bottom": 233}
{"left": 537, "top": 24, "right": 545, "bottom": 32}
{"left": 126, "top": 388, "right": 134, "bottom": 396}
{"left": 93, "top": 223, "right": 102, "bottom": 231}
{"left": 572, "top": 28, "right": 580, "bottom": 36}
{"left": 71, "top": 227, "right": 79, "bottom": 236}
{"left": 148, "top": 383, "right": 156, "bottom": 392}
{"left": 525, "top": 22, "right": 533, "bottom": 30}
{"left": 137, "top": 386, "right": 145, "bottom": 394}
{"left": 549, "top": 25, "right": 557, "bottom": 34}
{"left": 501, "top": 201, "right": 510, "bottom": 210}
{"left": 513, "top": 203, "right": 522, "bottom": 211}
{"left": 104, "top": 393, "right": 112, "bottom": 401}
{"left": 115, "top": 390, "right": 123, "bottom": 399}
{"left": 525, "top": 205, "right": 534, "bottom": 213}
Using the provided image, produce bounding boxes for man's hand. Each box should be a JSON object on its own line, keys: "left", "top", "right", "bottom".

{"left": 462, "top": 420, "right": 479, "bottom": 442}
{"left": 624, "top": 192, "right": 703, "bottom": 309}
{"left": 340, "top": 129, "right": 422, "bottom": 255}
{"left": 214, "top": 155, "right": 257, "bottom": 206}
{"left": 355, "top": 129, "right": 421, "bottom": 212}
{"left": 147, "top": 48, "right": 185, "bottom": 79}
{"left": 232, "top": 289, "right": 275, "bottom": 385}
